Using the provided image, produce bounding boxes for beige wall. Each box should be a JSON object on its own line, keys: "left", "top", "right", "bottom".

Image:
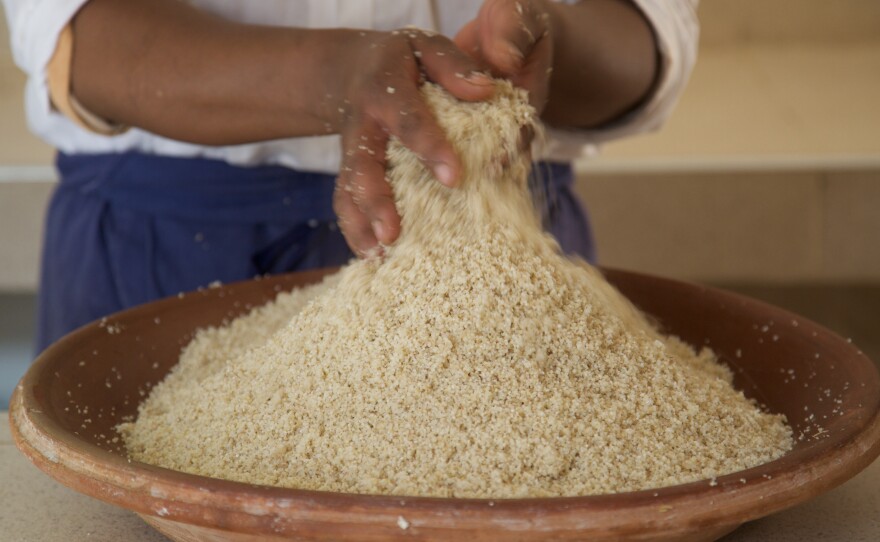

{"left": 574, "top": 0, "right": 880, "bottom": 284}
{"left": 698, "top": 0, "right": 880, "bottom": 47}
{"left": 0, "top": 11, "right": 53, "bottom": 165}
{"left": 576, "top": 170, "right": 880, "bottom": 283}
{"left": 0, "top": 182, "right": 52, "bottom": 291}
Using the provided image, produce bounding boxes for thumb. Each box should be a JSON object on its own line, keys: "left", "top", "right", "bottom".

{"left": 453, "top": 19, "right": 480, "bottom": 60}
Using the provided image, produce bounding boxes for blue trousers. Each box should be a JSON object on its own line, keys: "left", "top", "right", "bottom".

{"left": 37, "top": 152, "right": 595, "bottom": 352}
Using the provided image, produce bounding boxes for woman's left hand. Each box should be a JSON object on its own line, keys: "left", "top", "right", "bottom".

{"left": 454, "top": 0, "right": 555, "bottom": 113}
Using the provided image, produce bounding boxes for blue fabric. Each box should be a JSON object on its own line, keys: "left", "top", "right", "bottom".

{"left": 537, "top": 162, "right": 597, "bottom": 264}
{"left": 37, "top": 152, "right": 595, "bottom": 352}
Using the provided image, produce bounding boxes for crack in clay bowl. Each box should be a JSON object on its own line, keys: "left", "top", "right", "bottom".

{"left": 9, "top": 267, "right": 880, "bottom": 542}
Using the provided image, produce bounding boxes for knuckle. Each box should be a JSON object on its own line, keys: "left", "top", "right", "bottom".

{"left": 344, "top": 134, "right": 382, "bottom": 165}
{"left": 363, "top": 189, "right": 393, "bottom": 212}
{"left": 396, "top": 109, "right": 423, "bottom": 140}
{"left": 416, "top": 129, "right": 450, "bottom": 160}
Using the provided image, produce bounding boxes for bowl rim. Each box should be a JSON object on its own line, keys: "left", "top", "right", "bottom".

{"left": 9, "top": 267, "right": 880, "bottom": 537}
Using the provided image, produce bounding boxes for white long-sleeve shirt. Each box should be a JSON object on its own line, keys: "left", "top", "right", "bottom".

{"left": 2, "top": 0, "right": 699, "bottom": 173}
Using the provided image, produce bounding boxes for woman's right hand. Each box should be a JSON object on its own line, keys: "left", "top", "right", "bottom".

{"left": 331, "top": 29, "right": 496, "bottom": 257}
{"left": 68, "top": 0, "right": 494, "bottom": 258}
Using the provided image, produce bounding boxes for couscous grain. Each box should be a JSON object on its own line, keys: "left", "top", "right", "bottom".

{"left": 119, "top": 82, "right": 792, "bottom": 498}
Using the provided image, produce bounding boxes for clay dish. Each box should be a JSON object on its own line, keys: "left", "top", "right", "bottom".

{"left": 10, "top": 268, "right": 880, "bottom": 541}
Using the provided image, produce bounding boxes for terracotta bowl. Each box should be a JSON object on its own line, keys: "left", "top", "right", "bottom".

{"left": 10, "top": 268, "right": 880, "bottom": 542}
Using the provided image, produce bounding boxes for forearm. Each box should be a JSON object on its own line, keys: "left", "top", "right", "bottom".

{"left": 542, "top": 0, "right": 658, "bottom": 128}
{"left": 71, "top": 0, "right": 360, "bottom": 145}
{"left": 69, "top": 0, "right": 503, "bottom": 257}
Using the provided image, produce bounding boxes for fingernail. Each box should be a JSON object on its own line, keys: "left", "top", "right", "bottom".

{"left": 508, "top": 43, "right": 524, "bottom": 60}
{"left": 434, "top": 163, "right": 456, "bottom": 187}
{"left": 372, "top": 220, "right": 388, "bottom": 243}
{"left": 465, "top": 71, "right": 493, "bottom": 86}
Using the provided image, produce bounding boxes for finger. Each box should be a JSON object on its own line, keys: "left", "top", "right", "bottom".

{"left": 368, "top": 80, "right": 462, "bottom": 187}
{"left": 477, "top": 0, "right": 549, "bottom": 76}
{"left": 453, "top": 19, "right": 480, "bottom": 58}
{"left": 509, "top": 31, "right": 553, "bottom": 109}
{"left": 519, "top": 124, "right": 535, "bottom": 153}
{"left": 333, "top": 182, "right": 379, "bottom": 258}
{"left": 342, "top": 128, "right": 401, "bottom": 246}
{"left": 408, "top": 31, "right": 495, "bottom": 102}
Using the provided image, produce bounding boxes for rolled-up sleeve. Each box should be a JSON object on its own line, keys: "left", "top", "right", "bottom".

{"left": 545, "top": 0, "right": 699, "bottom": 159}
{"left": 3, "top": 0, "right": 103, "bottom": 152}
{"left": 4, "top": 0, "right": 89, "bottom": 74}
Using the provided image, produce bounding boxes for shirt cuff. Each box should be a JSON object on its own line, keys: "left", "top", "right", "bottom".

{"left": 7, "top": 0, "right": 90, "bottom": 74}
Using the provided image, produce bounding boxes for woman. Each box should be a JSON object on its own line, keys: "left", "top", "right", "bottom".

{"left": 2, "top": 0, "right": 698, "bottom": 351}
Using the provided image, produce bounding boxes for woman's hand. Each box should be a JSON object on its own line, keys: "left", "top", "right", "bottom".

{"left": 454, "top": 0, "right": 555, "bottom": 113}
{"left": 69, "top": 0, "right": 654, "bottom": 258}
{"left": 332, "top": 30, "right": 495, "bottom": 257}
{"left": 454, "top": 0, "right": 658, "bottom": 129}
{"left": 68, "top": 1, "right": 496, "bottom": 258}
